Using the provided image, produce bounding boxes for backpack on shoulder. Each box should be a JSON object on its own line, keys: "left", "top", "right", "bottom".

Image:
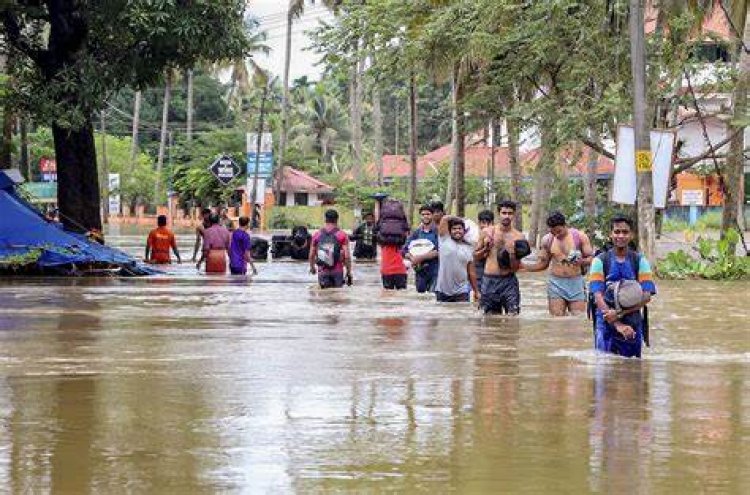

{"left": 587, "top": 249, "right": 651, "bottom": 347}
{"left": 315, "top": 228, "right": 341, "bottom": 268}
{"left": 377, "top": 200, "right": 409, "bottom": 246}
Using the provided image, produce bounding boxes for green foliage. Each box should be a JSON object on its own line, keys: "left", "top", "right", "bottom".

{"left": 0, "top": 248, "right": 42, "bottom": 268}
{"left": 169, "top": 129, "right": 246, "bottom": 206}
{"left": 94, "top": 132, "right": 156, "bottom": 207}
{"left": 3, "top": 1, "right": 250, "bottom": 128}
{"left": 269, "top": 206, "right": 356, "bottom": 230}
{"left": 657, "top": 230, "right": 750, "bottom": 280}
{"left": 696, "top": 211, "right": 723, "bottom": 230}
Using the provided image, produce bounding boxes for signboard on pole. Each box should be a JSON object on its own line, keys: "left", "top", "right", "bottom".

{"left": 209, "top": 155, "right": 241, "bottom": 186}
{"left": 681, "top": 189, "right": 704, "bottom": 206}
{"left": 612, "top": 125, "right": 675, "bottom": 208}
{"left": 246, "top": 132, "right": 274, "bottom": 178}
{"left": 40, "top": 157, "right": 57, "bottom": 182}
{"left": 108, "top": 173, "right": 121, "bottom": 215}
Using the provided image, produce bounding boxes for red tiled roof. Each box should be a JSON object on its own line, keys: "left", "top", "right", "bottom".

{"left": 646, "top": 1, "right": 733, "bottom": 40}
{"left": 279, "top": 166, "right": 334, "bottom": 193}
{"left": 367, "top": 143, "right": 613, "bottom": 180}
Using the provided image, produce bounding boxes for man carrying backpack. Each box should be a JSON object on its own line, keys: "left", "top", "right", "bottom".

{"left": 588, "top": 215, "right": 656, "bottom": 358}
{"left": 309, "top": 209, "right": 352, "bottom": 289}
{"left": 402, "top": 204, "right": 440, "bottom": 293}
{"left": 523, "top": 211, "right": 594, "bottom": 316}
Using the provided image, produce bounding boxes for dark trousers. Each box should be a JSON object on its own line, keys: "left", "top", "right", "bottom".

{"left": 382, "top": 274, "right": 407, "bottom": 290}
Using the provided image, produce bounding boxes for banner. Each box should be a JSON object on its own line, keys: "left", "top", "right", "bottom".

{"left": 108, "top": 173, "right": 121, "bottom": 215}
{"left": 612, "top": 126, "right": 675, "bottom": 208}
{"left": 246, "top": 132, "right": 273, "bottom": 178}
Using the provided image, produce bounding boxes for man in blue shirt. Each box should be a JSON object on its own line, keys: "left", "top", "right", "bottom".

{"left": 589, "top": 215, "right": 657, "bottom": 358}
{"left": 402, "top": 204, "right": 439, "bottom": 293}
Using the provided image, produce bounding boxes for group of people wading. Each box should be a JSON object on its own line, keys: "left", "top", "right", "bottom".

{"left": 144, "top": 200, "right": 656, "bottom": 359}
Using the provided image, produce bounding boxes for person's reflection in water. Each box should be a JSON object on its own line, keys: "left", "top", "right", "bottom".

{"left": 588, "top": 361, "right": 651, "bottom": 494}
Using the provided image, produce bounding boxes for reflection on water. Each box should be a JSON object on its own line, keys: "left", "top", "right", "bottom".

{"left": 0, "top": 228, "right": 747, "bottom": 492}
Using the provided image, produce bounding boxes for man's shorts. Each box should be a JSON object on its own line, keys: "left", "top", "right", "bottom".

{"left": 547, "top": 274, "right": 586, "bottom": 302}
{"left": 318, "top": 271, "right": 345, "bottom": 289}
{"left": 480, "top": 273, "right": 520, "bottom": 315}
{"left": 435, "top": 291, "right": 470, "bottom": 303}
{"left": 382, "top": 273, "right": 407, "bottom": 290}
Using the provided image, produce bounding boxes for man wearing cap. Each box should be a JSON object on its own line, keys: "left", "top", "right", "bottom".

{"left": 473, "top": 200, "right": 528, "bottom": 314}
{"left": 588, "top": 215, "right": 656, "bottom": 358}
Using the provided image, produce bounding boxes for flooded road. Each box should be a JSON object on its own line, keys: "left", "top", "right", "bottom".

{"left": 0, "top": 226, "right": 748, "bottom": 493}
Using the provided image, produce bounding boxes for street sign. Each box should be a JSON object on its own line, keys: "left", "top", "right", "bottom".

{"left": 209, "top": 155, "right": 241, "bottom": 186}
{"left": 247, "top": 133, "right": 273, "bottom": 178}
{"left": 108, "top": 173, "right": 121, "bottom": 215}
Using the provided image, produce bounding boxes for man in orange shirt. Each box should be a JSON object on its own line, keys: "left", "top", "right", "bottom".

{"left": 145, "top": 215, "right": 181, "bottom": 264}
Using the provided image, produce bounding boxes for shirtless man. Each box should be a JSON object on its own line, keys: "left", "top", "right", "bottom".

{"left": 191, "top": 208, "right": 212, "bottom": 262}
{"left": 474, "top": 200, "right": 527, "bottom": 315}
{"left": 523, "top": 211, "right": 593, "bottom": 316}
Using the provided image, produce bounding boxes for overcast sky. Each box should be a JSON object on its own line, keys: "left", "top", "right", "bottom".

{"left": 248, "top": 0, "right": 335, "bottom": 83}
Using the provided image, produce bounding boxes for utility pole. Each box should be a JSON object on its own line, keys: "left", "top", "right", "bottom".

{"left": 630, "top": 0, "right": 655, "bottom": 260}
{"left": 408, "top": 73, "right": 418, "bottom": 224}
{"left": 250, "top": 81, "right": 269, "bottom": 225}
{"left": 99, "top": 110, "right": 109, "bottom": 223}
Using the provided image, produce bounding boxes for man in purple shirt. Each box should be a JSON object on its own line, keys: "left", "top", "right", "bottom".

{"left": 229, "top": 216, "right": 258, "bottom": 275}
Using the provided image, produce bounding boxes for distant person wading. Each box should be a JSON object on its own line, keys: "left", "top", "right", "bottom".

{"left": 196, "top": 213, "right": 231, "bottom": 274}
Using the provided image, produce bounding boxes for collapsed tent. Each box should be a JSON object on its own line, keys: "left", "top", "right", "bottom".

{"left": 0, "top": 171, "right": 157, "bottom": 276}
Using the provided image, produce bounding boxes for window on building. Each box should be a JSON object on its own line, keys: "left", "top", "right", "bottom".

{"left": 279, "top": 192, "right": 288, "bottom": 206}
{"left": 294, "top": 193, "right": 308, "bottom": 206}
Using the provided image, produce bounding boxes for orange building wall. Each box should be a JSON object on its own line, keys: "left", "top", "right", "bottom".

{"left": 674, "top": 172, "right": 724, "bottom": 206}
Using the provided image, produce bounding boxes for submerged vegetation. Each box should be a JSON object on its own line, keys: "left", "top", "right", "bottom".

{"left": 657, "top": 230, "right": 750, "bottom": 280}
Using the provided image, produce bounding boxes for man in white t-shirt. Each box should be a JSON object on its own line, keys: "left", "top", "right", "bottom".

{"left": 434, "top": 215, "right": 479, "bottom": 303}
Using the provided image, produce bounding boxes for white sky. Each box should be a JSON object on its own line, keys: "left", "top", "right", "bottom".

{"left": 247, "top": 0, "right": 335, "bottom": 83}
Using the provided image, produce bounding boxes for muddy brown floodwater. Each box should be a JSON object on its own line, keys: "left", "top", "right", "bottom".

{"left": 0, "top": 226, "right": 747, "bottom": 493}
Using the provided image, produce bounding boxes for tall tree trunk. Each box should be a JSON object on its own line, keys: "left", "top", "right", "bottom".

{"left": 452, "top": 64, "right": 466, "bottom": 217}
{"left": 394, "top": 98, "right": 400, "bottom": 155}
{"left": 630, "top": 0, "right": 656, "bottom": 261}
{"left": 372, "top": 83, "right": 384, "bottom": 186}
{"left": 186, "top": 69, "right": 194, "bottom": 142}
{"left": 408, "top": 74, "right": 418, "bottom": 223}
{"left": 349, "top": 55, "right": 364, "bottom": 183}
{"left": 445, "top": 79, "right": 457, "bottom": 212}
{"left": 584, "top": 133, "right": 599, "bottom": 218}
{"left": 130, "top": 90, "right": 142, "bottom": 173}
{"left": 275, "top": 11, "right": 294, "bottom": 200}
{"left": 155, "top": 70, "right": 172, "bottom": 205}
{"left": 507, "top": 115, "right": 523, "bottom": 230}
{"left": 0, "top": 109, "right": 11, "bottom": 170}
{"left": 53, "top": 121, "right": 102, "bottom": 232}
{"left": 528, "top": 126, "right": 555, "bottom": 247}
{"left": 722, "top": 13, "right": 749, "bottom": 242}
{"left": 0, "top": 51, "right": 11, "bottom": 170}
{"left": 20, "top": 116, "right": 29, "bottom": 179}
{"left": 99, "top": 110, "right": 109, "bottom": 223}
{"left": 488, "top": 119, "right": 496, "bottom": 207}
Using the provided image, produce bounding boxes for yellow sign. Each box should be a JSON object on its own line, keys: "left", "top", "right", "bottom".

{"left": 636, "top": 150, "right": 652, "bottom": 173}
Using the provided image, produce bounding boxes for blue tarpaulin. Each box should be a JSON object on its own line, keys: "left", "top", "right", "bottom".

{"left": 0, "top": 171, "right": 157, "bottom": 275}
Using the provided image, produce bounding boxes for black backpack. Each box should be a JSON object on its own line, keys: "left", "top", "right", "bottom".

{"left": 587, "top": 249, "right": 651, "bottom": 346}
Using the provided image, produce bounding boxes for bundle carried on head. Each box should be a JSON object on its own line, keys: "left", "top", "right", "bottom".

{"left": 377, "top": 200, "right": 409, "bottom": 246}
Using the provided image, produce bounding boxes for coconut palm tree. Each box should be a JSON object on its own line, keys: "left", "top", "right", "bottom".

{"left": 288, "top": 84, "right": 350, "bottom": 173}
{"left": 278, "top": 1, "right": 342, "bottom": 196}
